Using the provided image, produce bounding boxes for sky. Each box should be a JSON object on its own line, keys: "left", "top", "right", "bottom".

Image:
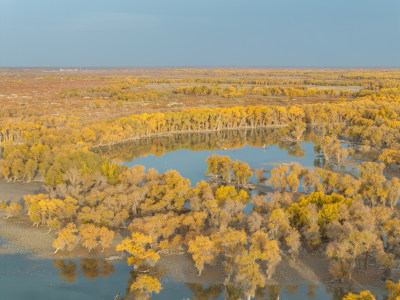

{"left": 0, "top": 0, "right": 399, "bottom": 68}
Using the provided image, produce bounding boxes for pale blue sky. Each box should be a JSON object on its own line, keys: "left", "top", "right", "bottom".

{"left": 0, "top": 0, "right": 399, "bottom": 67}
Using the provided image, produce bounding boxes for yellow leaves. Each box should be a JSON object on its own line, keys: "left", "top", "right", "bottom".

{"left": 383, "top": 218, "right": 400, "bottom": 237}
{"left": 232, "top": 161, "right": 252, "bottom": 185}
{"left": 25, "top": 193, "right": 78, "bottom": 228}
{"left": 99, "top": 227, "right": 114, "bottom": 251}
{"left": 159, "top": 235, "right": 183, "bottom": 252}
{"left": 116, "top": 232, "right": 160, "bottom": 267}
{"left": 234, "top": 249, "right": 266, "bottom": 290}
{"left": 249, "top": 230, "right": 281, "bottom": 268}
{"left": 259, "top": 240, "right": 281, "bottom": 264}
{"left": 267, "top": 165, "right": 289, "bottom": 191}
{"left": 287, "top": 106, "right": 305, "bottom": 120}
{"left": 79, "top": 224, "right": 100, "bottom": 252}
{"left": 203, "top": 199, "right": 220, "bottom": 214}
{"left": 100, "top": 159, "right": 120, "bottom": 185}
{"left": 182, "top": 211, "right": 207, "bottom": 232}
{"left": 5, "top": 203, "right": 22, "bottom": 218}
{"left": 206, "top": 154, "right": 232, "bottom": 181}
{"left": 188, "top": 235, "right": 216, "bottom": 276}
{"left": 386, "top": 280, "right": 400, "bottom": 300}
{"left": 53, "top": 223, "right": 78, "bottom": 253}
{"left": 78, "top": 224, "right": 114, "bottom": 252}
{"left": 64, "top": 196, "right": 78, "bottom": 220}
{"left": 216, "top": 228, "right": 248, "bottom": 258}
{"left": 268, "top": 208, "right": 291, "bottom": 237}
{"left": 143, "top": 170, "right": 191, "bottom": 214}
{"left": 250, "top": 231, "right": 268, "bottom": 250}
{"left": 343, "top": 291, "right": 376, "bottom": 300}
{"left": 215, "top": 185, "right": 249, "bottom": 206}
{"left": 78, "top": 205, "right": 114, "bottom": 227}
{"left": 286, "top": 171, "right": 300, "bottom": 193}
{"left": 215, "top": 186, "right": 236, "bottom": 205}
{"left": 377, "top": 252, "right": 396, "bottom": 269}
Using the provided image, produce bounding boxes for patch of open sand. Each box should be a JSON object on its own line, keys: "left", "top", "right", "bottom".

{"left": 0, "top": 180, "right": 45, "bottom": 204}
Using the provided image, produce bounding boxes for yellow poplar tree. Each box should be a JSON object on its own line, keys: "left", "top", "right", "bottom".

{"left": 188, "top": 235, "right": 216, "bottom": 276}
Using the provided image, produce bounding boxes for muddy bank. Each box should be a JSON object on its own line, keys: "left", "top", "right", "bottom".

{"left": 0, "top": 180, "right": 45, "bottom": 204}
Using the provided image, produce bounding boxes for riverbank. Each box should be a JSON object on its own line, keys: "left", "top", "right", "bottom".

{"left": 0, "top": 180, "right": 45, "bottom": 204}
{"left": 0, "top": 211, "right": 397, "bottom": 297}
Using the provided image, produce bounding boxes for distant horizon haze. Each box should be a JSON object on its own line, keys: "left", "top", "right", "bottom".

{"left": 1, "top": 0, "right": 399, "bottom": 68}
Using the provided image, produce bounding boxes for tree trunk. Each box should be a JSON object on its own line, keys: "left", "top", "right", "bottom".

{"left": 364, "top": 252, "right": 369, "bottom": 271}
{"left": 384, "top": 268, "right": 391, "bottom": 280}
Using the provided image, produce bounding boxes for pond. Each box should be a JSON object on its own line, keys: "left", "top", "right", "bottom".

{"left": 0, "top": 128, "right": 381, "bottom": 300}
{"left": 117, "top": 128, "right": 357, "bottom": 186}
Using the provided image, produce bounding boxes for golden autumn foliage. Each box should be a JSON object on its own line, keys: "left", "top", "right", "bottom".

{"left": 116, "top": 232, "right": 160, "bottom": 267}
{"left": 188, "top": 235, "right": 217, "bottom": 276}
{"left": 52, "top": 223, "right": 78, "bottom": 253}
{"left": 343, "top": 291, "right": 376, "bottom": 300}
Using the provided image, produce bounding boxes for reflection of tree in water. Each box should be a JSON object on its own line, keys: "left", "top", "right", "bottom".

{"left": 100, "top": 260, "right": 115, "bottom": 278}
{"left": 224, "top": 284, "right": 242, "bottom": 299}
{"left": 307, "top": 285, "right": 317, "bottom": 299}
{"left": 314, "top": 156, "right": 352, "bottom": 174}
{"left": 185, "top": 283, "right": 223, "bottom": 300}
{"left": 54, "top": 259, "right": 115, "bottom": 284}
{"left": 224, "top": 284, "right": 283, "bottom": 300}
{"left": 122, "top": 266, "right": 166, "bottom": 300}
{"left": 267, "top": 285, "right": 283, "bottom": 300}
{"left": 99, "top": 128, "right": 319, "bottom": 163}
{"left": 79, "top": 259, "right": 115, "bottom": 281}
{"left": 326, "top": 286, "right": 347, "bottom": 300}
{"left": 254, "top": 285, "right": 268, "bottom": 299}
{"left": 285, "top": 285, "right": 298, "bottom": 296}
{"left": 287, "top": 143, "right": 305, "bottom": 158}
{"left": 53, "top": 260, "right": 78, "bottom": 284}
{"left": 80, "top": 259, "right": 100, "bottom": 280}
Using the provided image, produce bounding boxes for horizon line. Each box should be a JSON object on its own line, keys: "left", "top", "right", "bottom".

{"left": 1, "top": 66, "right": 400, "bottom": 70}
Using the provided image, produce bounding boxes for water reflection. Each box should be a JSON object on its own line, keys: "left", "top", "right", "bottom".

{"left": 307, "top": 285, "right": 317, "bottom": 299}
{"left": 49, "top": 258, "right": 379, "bottom": 300}
{"left": 185, "top": 283, "right": 224, "bottom": 300}
{"left": 53, "top": 260, "right": 78, "bottom": 284}
{"left": 326, "top": 286, "right": 347, "bottom": 300}
{"left": 122, "top": 266, "right": 166, "bottom": 300}
{"left": 53, "top": 259, "right": 114, "bottom": 283}
{"left": 99, "top": 128, "right": 316, "bottom": 163}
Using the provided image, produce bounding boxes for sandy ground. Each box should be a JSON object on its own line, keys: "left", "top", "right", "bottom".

{"left": 0, "top": 180, "right": 45, "bottom": 204}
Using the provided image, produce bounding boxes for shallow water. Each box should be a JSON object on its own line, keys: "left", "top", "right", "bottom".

{"left": 120, "top": 129, "right": 355, "bottom": 186}
{"left": 0, "top": 254, "right": 367, "bottom": 300}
